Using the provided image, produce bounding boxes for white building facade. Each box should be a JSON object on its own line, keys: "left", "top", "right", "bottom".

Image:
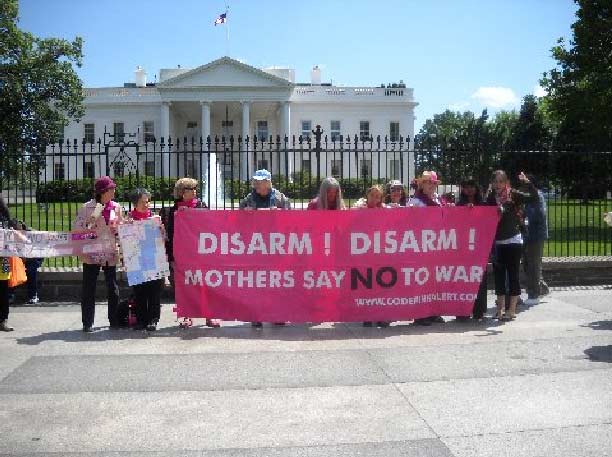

{"left": 54, "top": 57, "right": 418, "bottom": 183}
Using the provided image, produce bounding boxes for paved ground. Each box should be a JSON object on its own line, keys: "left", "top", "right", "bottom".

{"left": 1, "top": 287, "right": 611, "bottom": 456}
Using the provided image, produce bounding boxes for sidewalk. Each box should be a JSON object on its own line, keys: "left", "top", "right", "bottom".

{"left": 0, "top": 288, "right": 611, "bottom": 456}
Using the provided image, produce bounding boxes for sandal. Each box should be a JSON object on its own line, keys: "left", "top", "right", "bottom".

{"left": 205, "top": 318, "right": 221, "bottom": 328}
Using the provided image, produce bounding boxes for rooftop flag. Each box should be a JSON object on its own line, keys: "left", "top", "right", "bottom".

{"left": 214, "top": 12, "right": 227, "bottom": 26}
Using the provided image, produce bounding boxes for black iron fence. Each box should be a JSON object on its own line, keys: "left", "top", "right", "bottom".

{"left": 1, "top": 126, "right": 611, "bottom": 266}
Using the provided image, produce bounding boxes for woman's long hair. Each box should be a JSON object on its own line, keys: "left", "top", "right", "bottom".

{"left": 317, "top": 177, "right": 346, "bottom": 209}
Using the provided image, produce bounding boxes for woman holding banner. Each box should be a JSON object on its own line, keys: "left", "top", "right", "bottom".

{"left": 352, "top": 185, "right": 389, "bottom": 327}
{"left": 239, "top": 169, "right": 291, "bottom": 328}
{"left": 409, "top": 171, "right": 446, "bottom": 326}
{"left": 0, "top": 198, "right": 20, "bottom": 331}
{"left": 307, "top": 177, "right": 346, "bottom": 210}
{"left": 408, "top": 171, "right": 443, "bottom": 208}
{"left": 486, "top": 170, "right": 538, "bottom": 321}
{"left": 128, "top": 188, "right": 163, "bottom": 331}
{"left": 166, "top": 178, "right": 221, "bottom": 328}
{"left": 352, "top": 184, "right": 385, "bottom": 209}
{"left": 73, "top": 176, "right": 123, "bottom": 333}
{"left": 384, "top": 180, "right": 407, "bottom": 207}
{"left": 456, "top": 178, "right": 488, "bottom": 321}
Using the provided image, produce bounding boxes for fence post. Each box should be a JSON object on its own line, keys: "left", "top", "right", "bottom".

{"left": 313, "top": 124, "right": 323, "bottom": 184}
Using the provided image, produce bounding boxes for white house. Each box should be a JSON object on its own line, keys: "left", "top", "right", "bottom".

{"left": 53, "top": 56, "right": 418, "bottom": 183}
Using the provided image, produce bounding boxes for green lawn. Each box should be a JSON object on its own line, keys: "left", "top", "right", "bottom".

{"left": 545, "top": 199, "right": 612, "bottom": 257}
{"left": 7, "top": 199, "right": 612, "bottom": 266}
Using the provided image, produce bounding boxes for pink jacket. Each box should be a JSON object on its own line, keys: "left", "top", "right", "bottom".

{"left": 72, "top": 199, "right": 123, "bottom": 265}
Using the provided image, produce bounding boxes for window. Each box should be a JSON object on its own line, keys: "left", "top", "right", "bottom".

{"left": 390, "top": 122, "right": 400, "bottom": 142}
{"left": 256, "top": 121, "right": 268, "bottom": 141}
{"left": 185, "top": 159, "right": 199, "bottom": 177}
{"left": 257, "top": 159, "right": 269, "bottom": 170}
{"left": 83, "top": 162, "right": 95, "bottom": 179}
{"left": 330, "top": 120, "right": 341, "bottom": 142}
{"left": 143, "top": 121, "right": 155, "bottom": 142}
{"left": 186, "top": 121, "right": 198, "bottom": 129}
{"left": 145, "top": 160, "right": 156, "bottom": 176}
{"left": 359, "top": 121, "right": 370, "bottom": 141}
{"left": 331, "top": 159, "right": 342, "bottom": 178}
{"left": 301, "top": 160, "right": 311, "bottom": 174}
{"left": 113, "top": 122, "right": 125, "bottom": 142}
{"left": 113, "top": 162, "right": 125, "bottom": 178}
{"left": 360, "top": 159, "right": 372, "bottom": 180}
{"left": 53, "top": 163, "right": 65, "bottom": 180}
{"left": 221, "top": 120, "right": 233, "bottom": 127}
{"left": 84, "top": 123, "right": 95, "bottom": 144}
{"left": 301, "top": 120, "right": 312, "bottom": 139}
{"left": 389, "top": 159, "right": 401, "bottom": 179}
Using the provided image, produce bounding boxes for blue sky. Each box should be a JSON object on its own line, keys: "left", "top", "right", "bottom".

{"left": 18, "top": 0, "right": 577, "bottom": 132}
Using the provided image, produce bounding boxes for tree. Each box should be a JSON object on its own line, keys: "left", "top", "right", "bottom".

{"left": 540, "top": 0, "right": 612, "bottom": 149}
{"left": 414, "top": 109, "right": 494, "bottom": 185}
{"left": 490, "top": 110, "right": 519, "bottom": 148}
{"left": 509, "top": 95, "right": 551, "bottom": 150}
{"left": 0, "top": 0, "right": 84, "bottom": 184}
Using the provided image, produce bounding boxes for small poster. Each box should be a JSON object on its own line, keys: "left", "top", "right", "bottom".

{"left": 117, "top": 218, "right": 170, "bottom": 286}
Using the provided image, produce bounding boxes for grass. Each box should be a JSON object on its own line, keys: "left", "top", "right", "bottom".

{"left": 7, "top": 198, "right": 612, "bottom": 266}
{"left": 545, "top": 200, "right": 612, "bottom": 257}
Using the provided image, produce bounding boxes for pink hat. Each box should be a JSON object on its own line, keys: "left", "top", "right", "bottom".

{"left": 94, "top": 176, "right": 117, "bottom": 194}
{"left": 417, "top": 170, "right": 441, "bottom": 184}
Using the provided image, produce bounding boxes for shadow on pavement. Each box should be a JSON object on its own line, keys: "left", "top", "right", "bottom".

{"left": 584, "top": 345, "right": 612, "bottom": 363}
{"left": 583, "top": 320, "right": 612, "bottom": 331}
{"left": 15, "top": 316, "right": 507, "bottom": 345}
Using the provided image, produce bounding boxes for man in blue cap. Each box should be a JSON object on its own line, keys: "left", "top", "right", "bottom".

{"left": 239, "top": 169, "right": 291, "bottom": 210}
{"left": 239, "top": 170, "right": 291, "bottom": 328}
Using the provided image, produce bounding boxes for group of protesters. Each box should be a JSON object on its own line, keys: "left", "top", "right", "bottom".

{"left": 0, "top": 165, "right": 551, "bottom": 333}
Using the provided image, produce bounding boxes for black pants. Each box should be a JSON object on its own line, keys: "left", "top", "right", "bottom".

{"left": 0, "top": 279, "right": 9, "bottom": 321}
{"left": 81, "top": 263, "right": 119, "bottom": 328}
{"left": 133, "top": 279, "right": 162, "bottom": 326}
{"left": 472, "top": 275, "right": 488, "bottom": 318}
{"left": 494, "top": 244, "right": 522, "bottom": 296}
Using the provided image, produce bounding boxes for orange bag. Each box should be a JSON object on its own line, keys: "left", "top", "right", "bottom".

{"left": 7, "top": 257, "right": 27, "bottom": 288}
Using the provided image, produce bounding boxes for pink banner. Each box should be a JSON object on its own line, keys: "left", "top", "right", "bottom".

{"left": 174, "top": 207, "right": 499, "bottom": 322}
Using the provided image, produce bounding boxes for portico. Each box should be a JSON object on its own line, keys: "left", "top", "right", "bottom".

{"left": 156, "top": 57, "right": 293, "bottom": 178}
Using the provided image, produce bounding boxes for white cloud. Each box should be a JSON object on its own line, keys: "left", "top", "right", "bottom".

{"left": 448, "top": 101, "right": 470, "bottom": 111}
{"left": 533, "top": 85, "right": 547, "bottom": 98}
{"left": 471, "top": 87, "right": 519, "bottom": 108}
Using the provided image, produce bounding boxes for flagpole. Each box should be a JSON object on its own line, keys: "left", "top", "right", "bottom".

{"left": 225, "top": 4, "right": 230, "bottom": 57}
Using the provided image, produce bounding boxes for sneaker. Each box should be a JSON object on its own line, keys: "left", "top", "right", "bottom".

{"left": 362, "top": 321, "right": 373, "bottom": 327}
{"left": 251, "top": 322, "right": 263, "bottom": 329}
{"left": 0, "top": 321, "right": 14, "bottom": 332}
{"left": 27, "top": 296, "right": 39, "bottom": 304}
{"left": 524, "top": 298, "right": 539, "bottom": 306}
{"left": 430, "top": 316, "right": 445, "bottom": 324}
{"left": 146, "top": 324, "right": 157, "bottom": 332}
{"left": 377, "top": 321, "right": 391, "bottom": 328}
{"left": 205, "top": 319, "right": 221, "bottom": 328}
{"left": 82, "top": 326, "right": 93, "bottom": 333}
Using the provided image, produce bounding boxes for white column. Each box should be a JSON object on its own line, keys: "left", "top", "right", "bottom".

{"left": 160, "top": 102, "right": 171, "bottom": 178}
{"left": 405, "top": 111, "right": 415, "bottom": 185}
{"left": 241, "top": 101, "right": 250, "bottom": 178}
{"left": 199, "top": 100, "right": 215, "bottom": 180}
{"left": 200, "top": 101, "right": 211, "bottom": 143}
{"left": 280, "top": 101, "right": 292, "bottom": 178}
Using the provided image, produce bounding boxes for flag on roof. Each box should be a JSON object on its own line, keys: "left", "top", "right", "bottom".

{"left": 214, "top": 12, "right": 227, "bottom": 26}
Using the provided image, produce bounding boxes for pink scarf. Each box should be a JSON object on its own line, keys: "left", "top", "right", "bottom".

{"left": 130, "top": 208, "right": 151, "bottom": 220}
{"left": 495, "top": 186, "right": 512, "bottom": 206}
{"left": 101, "top": 201, "right": 118, "bottom": 224}
{"left": 176, "top": 199, "right": 198, "bottom": 209}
